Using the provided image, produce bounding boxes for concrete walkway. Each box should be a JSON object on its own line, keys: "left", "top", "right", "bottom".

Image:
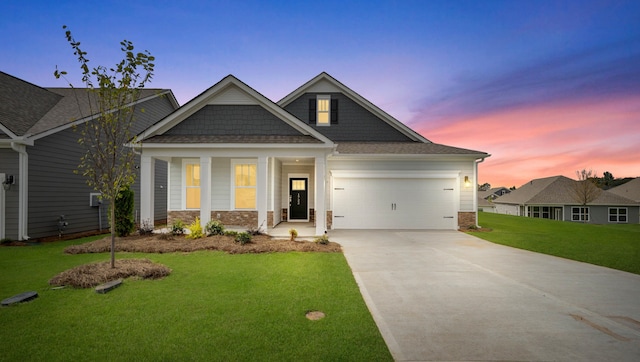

{"left": 330, "top": 230, "right": 640, "bottom": 362}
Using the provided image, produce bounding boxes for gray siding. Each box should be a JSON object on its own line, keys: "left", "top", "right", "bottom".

{"left": 563, "top": 205, "right": 640, "bottom": 224}
{"left": 284, "top": 93, "right": 413, "bottom": 142}
{"left": 166, "top": 105, "right": 302, "bottom": 136}
{"left": 21, "top": 95, "right": 175, "bottom": 240}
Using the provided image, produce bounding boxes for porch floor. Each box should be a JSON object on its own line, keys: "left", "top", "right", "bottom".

{"left": 269, "top": 222, "right": 317, "bottom": 239}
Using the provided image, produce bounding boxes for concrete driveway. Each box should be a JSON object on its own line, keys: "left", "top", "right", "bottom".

{"left": 330, "top": 230, "right": 640, "bottom": 361}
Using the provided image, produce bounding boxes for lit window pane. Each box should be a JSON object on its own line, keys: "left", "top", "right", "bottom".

{"left": 235, "top": 188, "right": 256, "bottom": 209}
{"left": 186, "top": 164, "right": 200, "bottom": 186}
{"left": 317, "top": 112, "right": 329, "bottom": 124}
{"left": 292, "top": 180, "right": 306, "bottom": 191}
{"left": 186, "top": 188, "right": 200, "bottom": 209}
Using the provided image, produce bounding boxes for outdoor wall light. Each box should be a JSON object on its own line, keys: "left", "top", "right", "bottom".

{"left": 464, "top": 176, "right": 471, "bottom": 187}
{"left": 2, "top": 175, "right": 14, "bottom": 191}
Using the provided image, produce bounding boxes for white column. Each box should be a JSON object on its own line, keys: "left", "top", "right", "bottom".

{"left": 199, "top": 157, "right": 212, "bottom": 228}
{"left": 314, "top": 155, "right": 326, "bottom": 236}
{"left": 140, "top": 155, "right": 155, "bottom": 226}
{"left": 257, "top": 156, "right": 268, "bottom": 233}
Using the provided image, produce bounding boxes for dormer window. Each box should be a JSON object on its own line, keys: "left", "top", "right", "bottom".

{"left": 309, "top": 95, "right": 338, "bottom": 126}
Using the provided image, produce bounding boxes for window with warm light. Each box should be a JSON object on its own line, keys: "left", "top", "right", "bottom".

{"left": 234, "top": 163, "right": 256, "bottom": 209}
{"left": 317, "top": 95, "right": 330, "bottom": 125}
{"left": 185, "top": 163, "right": 200, "bottom": 209}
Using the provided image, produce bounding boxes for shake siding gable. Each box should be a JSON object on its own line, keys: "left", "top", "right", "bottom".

{"left": 165, "top": 105, "right": 303, "bottom": 136}
{"left": 284, "top": 93, "right": 413, "bottom": 142}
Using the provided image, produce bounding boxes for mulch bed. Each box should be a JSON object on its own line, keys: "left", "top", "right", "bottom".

{"left": 64, "top": 234, "right": 342, "bottom": 255}
{"left": 49, "top": 258, "right": 171, "bottom": 289}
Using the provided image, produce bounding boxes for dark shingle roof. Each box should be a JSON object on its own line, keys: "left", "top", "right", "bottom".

{"left": 494, "top": 176, "right": 638, "bottom": 206}
{"left": 0, "top": 71, "right": 62, "bottom": 136}
{"left": 335, "top": 142, "right": 488, "bottom": 156}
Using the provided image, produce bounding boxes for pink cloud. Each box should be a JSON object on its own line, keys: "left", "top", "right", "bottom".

{"left": 415, "top": 96, "right": 640, "bottom": 188}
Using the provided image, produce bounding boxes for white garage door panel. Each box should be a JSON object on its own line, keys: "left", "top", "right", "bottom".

{"left": 333, "top": 177, "right": 456, "bottom": 229}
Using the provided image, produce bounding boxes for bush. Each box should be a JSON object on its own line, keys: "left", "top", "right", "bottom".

{"left": 224, "top": 230, "right": 238, "bottom": 237}
{"left": 246, "top": 222, "right": 266, "bottom": 236}
{"left": 314, "top": 234, "right": 329, "bottom": 245}
{"left": 205, "top": 220, "right": 225, "bottom": 236}
{"left": 186, "top": 217, "right": 203, "bottom": 239}
{"left": 115, "top": 186, "right": 135, "bottom": 237}
{"left": 171, "top": 219, "right": 185, "bottom": 235}
{"left": 235, "top": 232, "right": 252, "bottom": 245}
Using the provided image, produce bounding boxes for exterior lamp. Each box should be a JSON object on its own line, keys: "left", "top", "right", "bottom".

{"left": 464, "top": 176, "right": 471, "bottom": 187}
{"left": 3, "top": 175, "right": 14, "bottom": 191}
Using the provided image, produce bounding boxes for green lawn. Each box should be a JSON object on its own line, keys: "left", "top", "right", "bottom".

{"left": 0, "top": 236, "right": 392, "bottom": 361}
{"left": 470, "top": 212, "right": 640, "bottom": 274}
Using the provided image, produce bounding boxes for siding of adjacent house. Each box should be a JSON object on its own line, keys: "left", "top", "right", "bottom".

{"left": 283, "top": 92, "right": 413, "bottom": 142}
{"left": 10, "top": 94, "right": 175, "bottom": 240}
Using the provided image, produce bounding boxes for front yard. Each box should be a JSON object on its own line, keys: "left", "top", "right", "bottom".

{"left": 0, "top": 235, "right": 392, "bottom": 361}
{"left": 469, "top": 212, "right": 640, "bottom": 274}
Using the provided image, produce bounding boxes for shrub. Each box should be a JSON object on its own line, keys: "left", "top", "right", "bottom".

{"left": 171, "top": 219, "right": 185, "bottom": 235}
{"left": 224, "top": 230, "right": 238, "bottom": 237}
{"left": 138, "top": 219, "right": 154, "bottom": 235}
{"left": 205, "top": 220, "right": 225, "bottom": 236}
{"left": 289, "top": 228, "right": 298, "bottom": 241}
{"left": 314, "top": 234, "right": 329, "bottom": 245}
{"left": 246, "top": 222, "right": 265, "bottom": 236}
{"left": 186, "top": 217, "right": 204, "bottom": 239}
{"left": 114, "top": 186, "right": 135, "bottom": 237}
{"left": 235, "top": 231, "right": 252, "bottom": 245}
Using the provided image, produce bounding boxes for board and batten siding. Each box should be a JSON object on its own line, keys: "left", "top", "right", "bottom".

{"left": 327, "top": 159, "right": 476, "bottom": 212}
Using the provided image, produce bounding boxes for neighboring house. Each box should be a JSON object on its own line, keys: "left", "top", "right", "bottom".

{"left": 0, "top": 71, "right": 178, "bottom": 240}
{"left": 608, "top": 177, "right": 640, "bottom": 202}
{"left": 478, "top": 186, "right": 511, "bottom": 200}
{"left": 478, "top": 197, "right": 496, "bottom": 213}
{"left": 134, "top": 72, "right": 490, "bottom": 235}
{"left": 493, "top": 175, "right": 639, "bottom": 224}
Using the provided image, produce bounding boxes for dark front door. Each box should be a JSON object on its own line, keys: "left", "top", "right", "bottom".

{"left": 289, "top": 178, "right": 308, "bottom": 220}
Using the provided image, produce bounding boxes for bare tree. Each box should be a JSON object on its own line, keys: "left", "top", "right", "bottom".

{"left": 55, "top": 26, "right": 155, "bottom": 268}
{"left": 570, "top": 169, "right": 602, "bottom": 222}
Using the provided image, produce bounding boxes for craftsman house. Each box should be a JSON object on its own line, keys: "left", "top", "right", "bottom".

{"left": 0, "top": 71, "right": 178, "bottom": 240}
{"left": 135, "top": 72, "right": 489, "bottom": 235}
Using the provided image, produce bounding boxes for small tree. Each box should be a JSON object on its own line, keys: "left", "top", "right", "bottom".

{"left": 55, "top": 26, "right": 155, "bottom": 268}
{"left": 571, "top": 169, "right": 602, "bottom": 222}
{"left": 115, "top": 185, "right": 135, "bottom": 237}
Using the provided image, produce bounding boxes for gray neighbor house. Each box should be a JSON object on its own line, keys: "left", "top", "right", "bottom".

{"left": 0, "top": 71, "right": 178, "bottom": 241}
{"left": 493, "top": 175, "right": 640, "bottom": 224}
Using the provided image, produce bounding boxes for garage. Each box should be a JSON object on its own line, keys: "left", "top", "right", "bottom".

{"left": 331, "top": 171, "right": 458, "bottom": 230}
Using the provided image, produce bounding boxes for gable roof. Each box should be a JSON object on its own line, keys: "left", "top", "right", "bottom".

{"left": 0, "top": 71, "right": 177, "bottom": 144}
{"left": 478, "top": 187, "right": 511, "bottom": 199}
{"left": 608, "top": 177, "right": 640, "bottom": 202}
{"left": 277, "top": 72, "right": 430, "bottom": 143}
{"left": 494, "top": 175, "right": 638, "bottom": 206}
{"left": 137, "top": 75, "right": 333, "bottom": 146}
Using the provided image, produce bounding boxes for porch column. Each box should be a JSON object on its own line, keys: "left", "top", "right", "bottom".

{"left": 140, "top": 155, "right": 155, "bottom": 226}
{"left": 257, "top": 156, "right": 268, "bottom": 233}
{"left": 199, "top": 156, "right": 212, "bottom": 228}
{"left": 314, "top": 155, "right": 327, "bottom": 236}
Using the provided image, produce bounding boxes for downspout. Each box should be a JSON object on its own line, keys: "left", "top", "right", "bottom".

{"left": 11, "top": 142, "right": 29, "bottom": 240}
{"left": 474, "top": 157, "right": 486, "bottom": 228}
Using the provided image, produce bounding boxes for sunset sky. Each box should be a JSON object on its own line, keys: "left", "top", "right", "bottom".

{"left": 2, "top": 0, "right": 639, "bottom": 188}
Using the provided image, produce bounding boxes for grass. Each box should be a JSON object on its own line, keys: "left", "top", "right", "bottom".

{"left": 0, "top": 236, "right": 392, "bottom": 361}
{"left": 469, "top": 212, "right": 640, "bottom": 274}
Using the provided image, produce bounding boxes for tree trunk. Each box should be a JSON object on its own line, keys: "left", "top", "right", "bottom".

{"left": 110, "top": 200, "right": 116, "bottom": 269}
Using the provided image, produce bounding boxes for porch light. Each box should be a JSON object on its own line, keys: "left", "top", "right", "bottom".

{"left": 3, "top": 175, "right": 14, "bottom": 191}
{"left": 464, "top": 176, "right": 471, "bottom": 187}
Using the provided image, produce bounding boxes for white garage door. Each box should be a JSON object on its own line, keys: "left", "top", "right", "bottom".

{"left": 332, "top": 176, "right": 457, "bottom": 229}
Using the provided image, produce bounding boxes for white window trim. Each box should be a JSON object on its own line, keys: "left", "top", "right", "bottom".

{"left": 608, "top": 207, "right": 628, "bottom": 223}
{"left": 571, "top": 206, "right": 590, "bottom": 222}
{"left": 316, "top": 95, "right": 331, "bottom": 127}
{"left": 182, "top": 159, "right": 200, "bottom": 210}
{"left": 230, "top": 159, "right": 258, "bottom": 210}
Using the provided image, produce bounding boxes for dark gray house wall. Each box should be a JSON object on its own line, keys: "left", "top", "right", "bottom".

{"left": 166, "top": 105, "right": 301, "bottom": 136}
{"left": 563, "top": 205, "right": 640, "bottom": 224}
{"left": 0, "top": 149, "right": 19, "bottom": 238}
{"left": 10, "top": 94, "right": 175, "bottom": 240}
{"left": 284, "top": 92, "right": 413, "bottom": 142}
